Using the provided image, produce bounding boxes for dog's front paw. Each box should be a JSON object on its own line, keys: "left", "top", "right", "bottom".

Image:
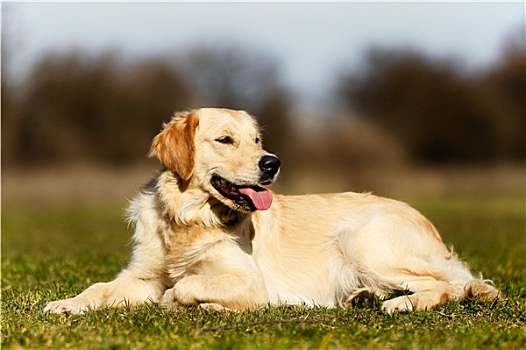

{"left": 159, "top": 287, "right": 182, "bottom": 311}
{"left": 44, "top": 298, "right": 94, "bottom": 315}
{"left": 160, "top": 285, "right": 231, "bottom": 311}
{"left": 199, "top": 303, "right": 234, "bottom": 312}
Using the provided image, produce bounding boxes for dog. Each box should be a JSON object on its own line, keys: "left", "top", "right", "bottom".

{"left": 44, "top": 108, "right": 499, "bottom": 315}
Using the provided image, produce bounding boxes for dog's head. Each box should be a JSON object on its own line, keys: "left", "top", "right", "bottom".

{"left": 150, "top": 108, "right": 280, "bottom": 212}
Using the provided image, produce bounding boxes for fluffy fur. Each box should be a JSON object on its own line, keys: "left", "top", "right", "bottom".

{"left": 44, "top": 108, "right": 500, "bottom": 315}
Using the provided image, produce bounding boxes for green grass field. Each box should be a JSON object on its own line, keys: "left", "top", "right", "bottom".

{"left": 2, "top": 195, "right": 525, "bottom": 349}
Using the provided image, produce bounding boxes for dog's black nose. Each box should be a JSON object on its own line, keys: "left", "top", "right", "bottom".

{"left": 259, "top": 155, "right": 281, "bottom": 177}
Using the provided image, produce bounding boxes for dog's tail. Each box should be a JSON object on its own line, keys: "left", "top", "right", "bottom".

{"left": 462, "top": 279, "right": 501, "bottom": 301}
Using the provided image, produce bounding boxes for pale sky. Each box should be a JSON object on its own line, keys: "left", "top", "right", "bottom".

{"left": 3, "top": 1, "right": 524, "bottom": 107}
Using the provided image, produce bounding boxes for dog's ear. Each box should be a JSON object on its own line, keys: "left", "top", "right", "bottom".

{"left": 149, "top": 111, "right": 200, "bottom": 181}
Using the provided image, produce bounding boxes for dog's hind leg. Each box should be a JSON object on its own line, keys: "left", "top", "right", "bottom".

{"left": 381, "top": 276, "right": 456, "bottom": 313}
{"left": 380, "top": 271, "right": 500, "bottom": 313}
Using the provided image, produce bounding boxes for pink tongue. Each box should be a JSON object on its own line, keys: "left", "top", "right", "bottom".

{"left": 238, "top": 187, "right": 273, "bottom": 210}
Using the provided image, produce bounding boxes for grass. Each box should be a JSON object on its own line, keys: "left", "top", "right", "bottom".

{"left": 2, "top": 195, "right": 525, "bottom": 349}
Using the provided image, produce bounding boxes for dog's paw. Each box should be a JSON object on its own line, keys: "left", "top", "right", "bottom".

{"left": 199, "top": 303, "right": 234, "bottom": 312}
{"left": 159, "top": 287, "right": 181, "bottom": 311}
{"left": 43, "top": 298, "right": 94, "bottom": 315}
{"left": 381, "top": 296, "right": 414, "bottom": 314}
{"left": 159, "top": 287, "right": 232, "bottom": 312}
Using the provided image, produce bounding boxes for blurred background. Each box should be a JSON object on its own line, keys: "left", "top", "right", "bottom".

{"left": 2, "top": 2, "right": 524, "bottom": 210}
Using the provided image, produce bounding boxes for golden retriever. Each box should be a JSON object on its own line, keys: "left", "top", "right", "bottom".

{"left": 44, "top": 108, "right": 499, "bottom": 314}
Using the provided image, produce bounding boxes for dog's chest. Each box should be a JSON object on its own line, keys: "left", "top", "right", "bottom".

{"left": 162, "top": 222, "right": 250, "bottom": 284}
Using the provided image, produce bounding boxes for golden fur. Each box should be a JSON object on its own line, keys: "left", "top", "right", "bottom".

{"left": 44, "top": 108, "right": 499, "bottom": 314}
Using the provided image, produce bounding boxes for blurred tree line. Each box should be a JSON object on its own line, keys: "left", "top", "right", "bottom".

{"left": 338, "top": 40, "right": 525, "bottom": 164}
{"left": 2, "top": 39, "right": 524, "bottom": 170}
{"left": 2, "top": 46, "right": 291, "bottom": 167}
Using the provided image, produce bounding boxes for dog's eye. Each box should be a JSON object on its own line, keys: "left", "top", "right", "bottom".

{"left": 255, "top": 137, "right": 260, "bottom": 144}
{"left": 216, "top": 136, "right": 234, "bottom": 145}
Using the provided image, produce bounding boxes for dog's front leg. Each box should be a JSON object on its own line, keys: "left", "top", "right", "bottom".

{"left": 44, "top": 272, "right": 166, "bottom": 315}
{"left": 159, "top": 272, "right": 267, "bottom": 312}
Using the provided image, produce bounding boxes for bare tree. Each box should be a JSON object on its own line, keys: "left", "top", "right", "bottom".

{"left": 182, "top": 44, "right": 294, "bottom": 163}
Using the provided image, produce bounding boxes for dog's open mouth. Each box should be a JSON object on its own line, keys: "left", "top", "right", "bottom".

{"left": 211, "top": 176, "right": 273, "bottom": 211}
